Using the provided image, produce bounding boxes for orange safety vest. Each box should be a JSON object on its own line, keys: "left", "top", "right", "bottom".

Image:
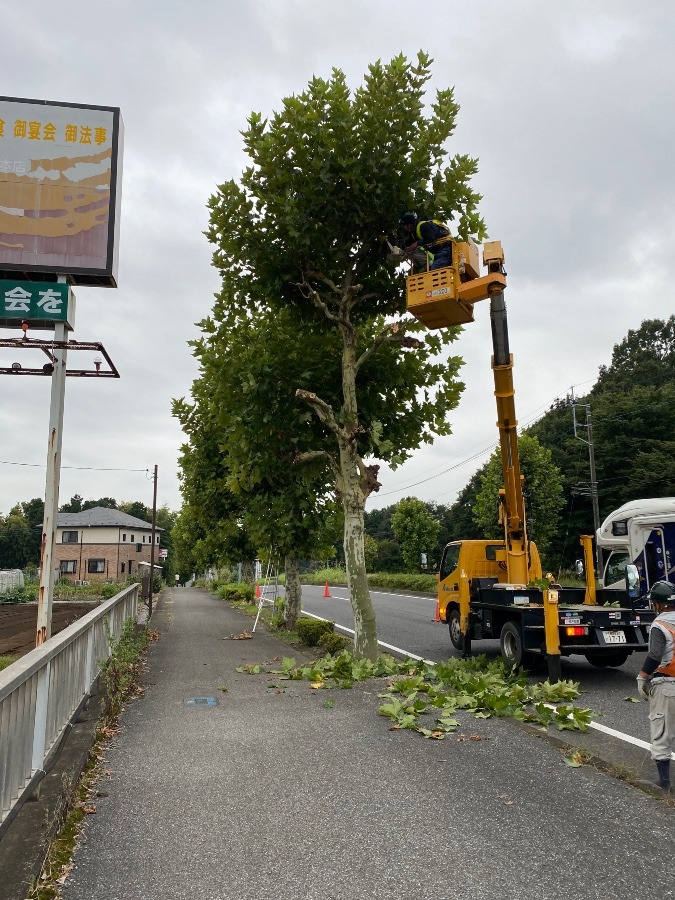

{"left": 654, "top": 618, "right": 675, "bottom": 677}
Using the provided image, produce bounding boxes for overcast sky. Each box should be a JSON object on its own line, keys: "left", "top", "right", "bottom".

{"left": 1, "top": 1, "right": 673, "bottom": 519}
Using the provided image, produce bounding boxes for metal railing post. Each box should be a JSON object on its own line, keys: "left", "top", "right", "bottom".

{"left": 31, "top": 661, "right": 51, "bottom": 779}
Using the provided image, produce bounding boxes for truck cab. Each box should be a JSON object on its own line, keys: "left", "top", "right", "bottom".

{"left": 597, "top": 498, "right": 675, "bottom": 595}
{"left": 438, "top": 539, "right": 543, "bottom": 650}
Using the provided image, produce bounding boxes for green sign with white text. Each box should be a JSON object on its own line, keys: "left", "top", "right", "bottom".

{"left": 0, "top": 280, "right": 75, "bottom": 330}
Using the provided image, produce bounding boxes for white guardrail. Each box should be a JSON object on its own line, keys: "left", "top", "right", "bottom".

{"left": 0, "top": 584, "right": 139, "bottom": 831}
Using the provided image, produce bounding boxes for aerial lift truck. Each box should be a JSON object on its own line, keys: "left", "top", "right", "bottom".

{"left": 404, "top": 238, "right": 655, "bottom": 679}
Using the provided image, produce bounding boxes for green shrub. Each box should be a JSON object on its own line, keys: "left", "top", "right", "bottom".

{"left": 318, "top": 631, "right": 350, "bottom": 654}
{"left": 301, "top": 567, "right": 348, "bottom": 586}
{"left": 296, "top": 616, "right": 335, "bottom": 646}
{"left": 299, "top": 569, "right": 437, "bottom": 593}
{"left": 0, "top": 587, "right": 33, "bottom": 604}
{"left": 0, "top": 655, "right": 18, "bottom": 671}
{"left": 216, "top": 582, "right": 255, "bottom": 603}
{"left": 368, "top": 572, "right": 437, "bottom": 592}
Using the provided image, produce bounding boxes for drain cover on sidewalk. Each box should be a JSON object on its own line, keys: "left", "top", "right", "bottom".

{"left": 185, "top": 696, "right": 217, "bottom": 707}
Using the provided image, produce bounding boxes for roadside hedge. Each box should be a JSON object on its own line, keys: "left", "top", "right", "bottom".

{"left": 301, "top": 569, "right": 436, "bottom": 594}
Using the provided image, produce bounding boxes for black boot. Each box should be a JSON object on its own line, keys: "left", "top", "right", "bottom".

{"left": 655, "top": 759, "right": 671, "bottom": 790}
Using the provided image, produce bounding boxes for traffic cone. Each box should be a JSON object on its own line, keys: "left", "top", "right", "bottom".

{"left": 323, "top": 582, "right": 331, "bottom": 598}
{"left": 255, "top": 583, "right": 261, "bottom": 599}
{"left": 434, "top": 600, "right": 441, "bottom": 623}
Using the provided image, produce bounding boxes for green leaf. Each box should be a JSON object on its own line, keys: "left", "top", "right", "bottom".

{"left": 235, "top": 663, "right": 262, "bottom": 675}
{"left": 417, "top": 727, "right": 446, "bottom": 740}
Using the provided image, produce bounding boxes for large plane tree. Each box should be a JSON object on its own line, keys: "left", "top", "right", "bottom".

{"left": 207, "top": 53, "right": 485, "bottom": 659}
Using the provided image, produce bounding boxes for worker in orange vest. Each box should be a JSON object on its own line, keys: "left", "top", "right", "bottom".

{"left": 637, "top": 581, "right": 675, "bottom": 791}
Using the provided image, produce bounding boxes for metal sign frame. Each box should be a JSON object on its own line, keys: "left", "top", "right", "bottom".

{"left": 0, "top": 336, "right": 119, "bottom": 377}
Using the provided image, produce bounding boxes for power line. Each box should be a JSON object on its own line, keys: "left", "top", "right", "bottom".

{"left": 376, "top": 377, "right": 599, "bottom": 497}
{"left": 0, "top": 460, "right": 150, "bottom": 473}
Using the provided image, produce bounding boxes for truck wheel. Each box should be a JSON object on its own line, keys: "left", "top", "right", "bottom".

{"left": 584, "top": 651, "right": 629, "bottom": 668}
{"left": 500, "top": 621, "right": 524, "bottom": 668}
{"left": 448, "top": 608, "right": 463, "bottom": 650}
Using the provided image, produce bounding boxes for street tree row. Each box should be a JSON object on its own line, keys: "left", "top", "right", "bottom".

{"left": 173, "top": 53, "right": 485, "bottom": 659}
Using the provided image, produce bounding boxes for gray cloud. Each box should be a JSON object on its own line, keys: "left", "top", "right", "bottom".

{"left": 1, "top": 0, "right": 673, "bottom": 517}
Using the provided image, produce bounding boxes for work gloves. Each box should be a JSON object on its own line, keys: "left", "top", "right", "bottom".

{"left": 637, "top": 675, "right": 651, "bottom": 700}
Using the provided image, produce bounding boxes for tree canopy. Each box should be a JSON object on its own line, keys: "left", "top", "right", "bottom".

{"left": 391, "top": 497, "right": 440, "bottom": 571}
{"left": 200, "top": 52, "right": 485, "bottom": 658}
{"left": 473, "top": 434, "right": 564, "bottom": 561}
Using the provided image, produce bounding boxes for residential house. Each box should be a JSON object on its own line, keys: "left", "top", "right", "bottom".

{"left": 54, "top": 507, "right": 163, "bottom": 583}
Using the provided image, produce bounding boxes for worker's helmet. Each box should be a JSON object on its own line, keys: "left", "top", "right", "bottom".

{"left": 649, "top": 581, "right": 675, "bottom": 605}
{"left": 400, "top": 211, "right": 418, "bottom": 226}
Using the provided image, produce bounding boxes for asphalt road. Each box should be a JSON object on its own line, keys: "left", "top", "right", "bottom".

{"left": 58, "top": 588, "right": 673, "bottom": 900}
{"left": 297, "top": 583, "right": 658, "bottom": 771}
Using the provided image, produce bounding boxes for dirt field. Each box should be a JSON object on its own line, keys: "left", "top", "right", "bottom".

{"left": 0, "top": 602, "right": 100, "bottom": 657}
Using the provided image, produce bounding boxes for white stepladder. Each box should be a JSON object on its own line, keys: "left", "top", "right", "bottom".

{"left": 252, "top": 555, "right": 281, "bottom": 633}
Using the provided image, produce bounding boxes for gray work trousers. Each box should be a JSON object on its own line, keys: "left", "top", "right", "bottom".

{"left": 649, "top": 679, "right": 675, "bottom": 760}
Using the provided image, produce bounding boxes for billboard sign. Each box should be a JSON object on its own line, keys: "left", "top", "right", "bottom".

{"left": 0, "top": 97, "right": 123, "bottom": 286}
{"left": 0, "top": 278, "right": 75, "bottom": 329}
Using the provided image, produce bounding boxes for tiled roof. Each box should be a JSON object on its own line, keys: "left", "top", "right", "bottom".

{"left": 56, "top": 506, "right": 163, "bottom": 531}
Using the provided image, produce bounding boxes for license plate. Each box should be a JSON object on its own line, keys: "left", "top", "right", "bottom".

{"left": 604, "top": 630, "right": 626, "bottom": 644}
{"left": 564, "top": 617, "right": 581, "bottom": 625}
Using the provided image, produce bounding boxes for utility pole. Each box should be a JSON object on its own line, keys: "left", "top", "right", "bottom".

{"left": 148, "top": 464, "right": 158, "bottom": 619}
{"left": 571, "top": 390, "right": 602, "bottom": 578}
{"left": 36, "top": 308, "right": 68, "bottom": 645}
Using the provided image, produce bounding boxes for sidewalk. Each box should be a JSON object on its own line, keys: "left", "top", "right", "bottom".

{"left": 55, "top": 587, "right": 671, "bottom": 900}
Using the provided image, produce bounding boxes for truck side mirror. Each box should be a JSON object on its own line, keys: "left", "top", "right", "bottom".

{"left": 625, "top": 564, "right": 639, "bottom": 598}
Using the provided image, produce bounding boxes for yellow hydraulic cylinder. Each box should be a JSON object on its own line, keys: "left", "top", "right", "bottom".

{"left": 492, "top": 351, "right": 530, "bottom": 586}
{"left": 543, "top": 588, "right": 561, "bottom": 658}
{"left": 580, "top": 535, "right": 597, "bottom": 605}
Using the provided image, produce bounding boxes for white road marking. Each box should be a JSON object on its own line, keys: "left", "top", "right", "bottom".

{"left": 301, "top": 607, "right": 675, "bottom": 760}
{"left": 587, "top": 720, "right": 675, "bottom": 759}
{"left": 300, "top": 611, "right": 434, "bottom": 662}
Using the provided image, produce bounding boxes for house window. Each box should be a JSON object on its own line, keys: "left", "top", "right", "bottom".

{"left": 121, "top": 562, "right": 126, "bottom": 574}
{"left": 122, "top": 533, "right": 127, "bottom": 542}
{"left": 131, "top": 535, "right": 135, "bottom": 542}
{"left": 87, "top": 559, "right": 106, "bottom": 574}
{"left": 142, "top": 535, "right": 146, "bottom": 543}
{"left": 62, "top": 531, "right": 79, "bottom": 544}
{"left": 60, "top": 560, "right": 77, "bottom": 574}
{"left": 136, "top": 544, "right": 142, "bottom": 552}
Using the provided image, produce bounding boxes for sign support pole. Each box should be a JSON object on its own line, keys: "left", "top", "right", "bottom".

{"left": 148, "top": 464, "right": 158, "bottom": 620}
{"left": 36, "top": 279, "right": 69, "bottom": 646}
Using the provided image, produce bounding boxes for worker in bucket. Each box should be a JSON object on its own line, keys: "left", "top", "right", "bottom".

{"left": 636, "top": 580, "right": 675, "bottom": 791}
{"left": 399, "top": 211, "right": 453, "bottom": 270}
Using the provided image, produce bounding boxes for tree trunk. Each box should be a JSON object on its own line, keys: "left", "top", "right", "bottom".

{"left": 284, "top": 555, "right": 301, "bottom": 629}
{"left": 241, "top": 558, "right": 255, "bottom": 582}
{"left": 340, "top": 444, "right": 378, "bottom": 660}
